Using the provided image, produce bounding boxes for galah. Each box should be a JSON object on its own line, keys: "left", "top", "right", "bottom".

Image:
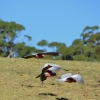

{"left": 56, "top": 73, "right": 84, "bottom": 84}
{"left": 36, "top": 63, "right": 62, "bottom": 84}
{"left": 22, "top": 52, "right": 59, "bottom": 59}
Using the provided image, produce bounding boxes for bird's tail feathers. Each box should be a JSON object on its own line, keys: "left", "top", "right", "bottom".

{"left": 36, "top": 74, "right": 42, "bottom": 78}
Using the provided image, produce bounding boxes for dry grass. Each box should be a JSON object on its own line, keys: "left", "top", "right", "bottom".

{"left": 0, "top": 57, "right": 100, "bottom": 100}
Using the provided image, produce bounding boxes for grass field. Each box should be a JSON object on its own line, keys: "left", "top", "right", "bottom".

{"left": 0, "top": 57, "right": 100, "bottom": 100}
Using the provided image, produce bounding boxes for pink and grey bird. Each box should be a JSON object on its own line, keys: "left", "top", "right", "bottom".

{"left": 56, "top": 73, "right": 84, "bottom": 84}
{"left": 36, "top": 63, "right": 62, "bottom": 84}
{"left": 22, "top": 52, "right": 59, "bottom": 59}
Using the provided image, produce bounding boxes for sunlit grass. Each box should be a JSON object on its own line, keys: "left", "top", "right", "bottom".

{"left": 0, "top": 58, "right": 100, "bottom": 100}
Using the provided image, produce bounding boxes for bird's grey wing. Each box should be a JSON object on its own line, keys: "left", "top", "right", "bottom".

{"left": 38, "top": 52, "right": 59, "bottom": 56}
{"left": 59, "top": 73, "right": 72, "bottom": 79}
{"left": 41, "top": 63, "right": 62, "bottom": 71}
{"left": 70, "top": 74, "right": 84, "bottom": 84}
{"left": 56, "top": 73, "right": 72, "bottom": 82}
{"left": 48, "top": 66, "right": 62, "bottom": 72}
{"left": 56, "top": 78, "right": 67, "bottom": 82}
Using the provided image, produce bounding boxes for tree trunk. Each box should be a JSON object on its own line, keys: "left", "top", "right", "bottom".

{"left": 6, "top": 47, "right": 15, "bottom": 58}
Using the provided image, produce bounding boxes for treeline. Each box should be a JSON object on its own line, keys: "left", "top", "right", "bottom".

{"left": 0, "top": 20, "right": 100, "bottom": 61}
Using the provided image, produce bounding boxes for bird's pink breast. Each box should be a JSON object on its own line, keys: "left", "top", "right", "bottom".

{"left": 45, "top": 73, "right": 51, "bottom": 77}
{"left": 45, "top": 71, "right": 56, "bottom": 77}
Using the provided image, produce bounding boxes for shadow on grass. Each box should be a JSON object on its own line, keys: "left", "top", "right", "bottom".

{"left": 63, "top": 69, "right": 70, "bottom": 71}
{"left": 21, "top": 84, "right": 35, "bottom": 88}
{"left": 56, "top": 97, "right": 68, "bottom": 100}
{"left": 39, "top": 93, "right": 57, "bottom": 96}
{"left": 98, "top": 80, "right": 100, "bottom": 83}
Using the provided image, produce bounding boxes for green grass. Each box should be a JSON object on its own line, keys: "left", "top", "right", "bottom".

{"left": 0, "top": 58, "right": 100, "bottom": 100}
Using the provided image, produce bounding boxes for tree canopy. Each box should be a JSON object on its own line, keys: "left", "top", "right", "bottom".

{"left": 1, "top": 20, "right": 100, "bottom": 61}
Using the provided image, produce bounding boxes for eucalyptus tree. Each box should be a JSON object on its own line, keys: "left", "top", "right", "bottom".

{"left": 37, "top": 39, "right": 48, "bottom": 52}
{"left": 65, "top": 46, "right": 74, "bottom": 60}
{"left": 48, "top": 41, "right": 59, "bottom": 52}
{"left": 15, "top": 42, "right": 37, "bottom": 57}
{"left": 72, "top": 39, "right": 84, "bottom": 55}
{"left": 90, "top": 32, "right": 100, "bottom": 47}
{"left": 56, "top": 42, "right": 67, "bottom": 53}
{"left": 80, "top": 26, "right": 92, "bottom": 45}
{"left": 48, "top": 42, "right": 67, "bottom": 60}
{"left": 54, "top": 42, "right": 67, "bottom": 60}
{"left": 0, "top": 20, "right": 33, "bottom": 58}
{"left": 79, "top": 25, "right": 100, "bottom": 61}
{"left": 91, "top": 26, "right": 99, "bottom": 33}
{"left": 84, "top": 43, "right": 95, "bottom": 58}
{"left": 95, "top": 47, "right": 100, "bottom": 55}
{"left": 81, "top": 26, "right": 100, "bottom": 45}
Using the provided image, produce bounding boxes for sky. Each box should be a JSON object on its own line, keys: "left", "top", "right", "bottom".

{"left": 0, "top": 0, "right": 100, "bottom": 49}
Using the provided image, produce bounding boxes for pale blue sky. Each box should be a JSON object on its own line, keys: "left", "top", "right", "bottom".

{"left": 0, "top": 0, "right": 100, "bottom": 48}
